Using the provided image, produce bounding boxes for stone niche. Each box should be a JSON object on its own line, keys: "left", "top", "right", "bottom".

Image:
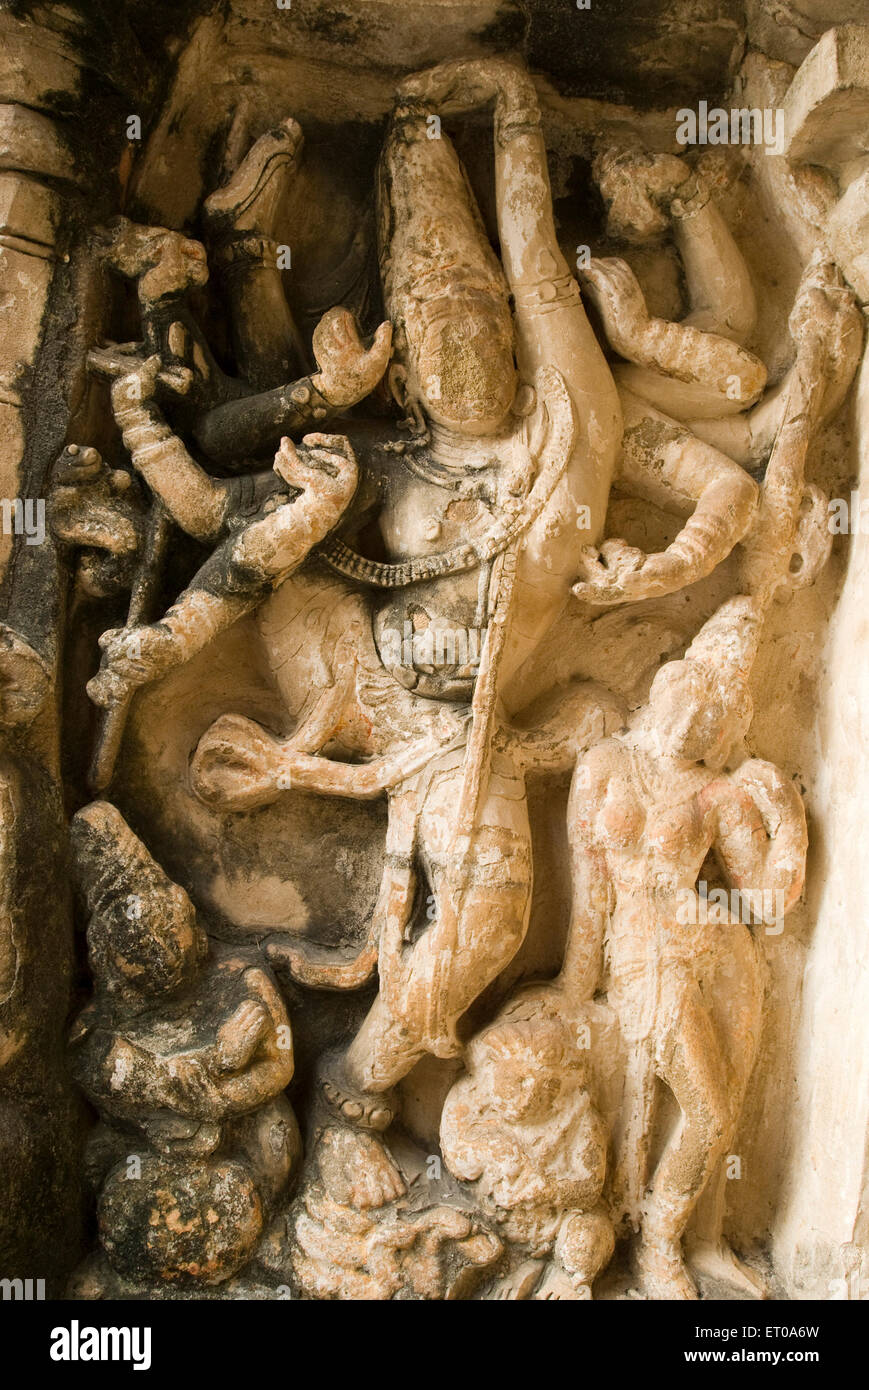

{"left": 0, "top": 0, "right": 868, "bottom": 1303}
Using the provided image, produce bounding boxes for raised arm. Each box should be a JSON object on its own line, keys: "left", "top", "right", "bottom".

{"left": 488, "top": 64, "right": 623, "bottom": 684}
{"left": 486, "top": 61, "right": 621, "bottom": 531}
{"left": 104, "top": 354, "right": 230, "bottom": 543}
{"left": 394, "top": 60, "right": 622, "bottom": 690}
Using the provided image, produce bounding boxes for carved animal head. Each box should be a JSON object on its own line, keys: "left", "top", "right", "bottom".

{"left": 96, "top": 218, "right": 209, "bottom": 306}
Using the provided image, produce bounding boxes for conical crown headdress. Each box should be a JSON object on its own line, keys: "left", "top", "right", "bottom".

{"left": 376, "top": 106, "right": 509, "bottom": 334}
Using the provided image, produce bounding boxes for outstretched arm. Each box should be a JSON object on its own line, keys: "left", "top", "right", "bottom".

{"left": 87, "top": 434, "right": 358, "bottom": 709}
{"left": 687, "top": 261, "right": 864, "bottom": 467}
{"left": 190, "top": 707, "right": 470, "bottom": 812}
{"left": 572, "top": 388, "right": 758, "bottom": 607}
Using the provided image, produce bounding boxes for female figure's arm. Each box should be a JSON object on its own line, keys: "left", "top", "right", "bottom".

{"left": 701, "top": 760, "right": 808, "bottom": 923}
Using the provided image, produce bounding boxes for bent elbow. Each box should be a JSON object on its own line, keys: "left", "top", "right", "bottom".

{"left": 728, "top": 470, "right": 759, "bottom": 540}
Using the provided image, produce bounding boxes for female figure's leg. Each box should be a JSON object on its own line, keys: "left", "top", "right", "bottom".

{"left": 686, "top": 930, "right": 765, "bottom": 1294}
{"left": 638, "top": 982, "right": 733, "bottom": 1299}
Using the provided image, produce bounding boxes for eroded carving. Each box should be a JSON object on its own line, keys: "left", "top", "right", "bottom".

{"left": 21, "top": 26, "right": 865, "bottom": 1303}
{"left": 68, "top": 803, "right": 299, "bottom": 1295}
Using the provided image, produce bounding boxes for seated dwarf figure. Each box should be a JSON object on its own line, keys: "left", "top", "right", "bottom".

{"left": 440, "top": 987, "right": 613, "bottom": 1300}
{"left": 68, "top": 801, "right": 299, "bottom": 1293}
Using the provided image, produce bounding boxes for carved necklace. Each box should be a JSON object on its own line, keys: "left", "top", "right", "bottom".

{"left": 400, "top": 448, "right": 498, "bottom": 496}
{"left": 316, "top": 366, "right": 575, "bottom": 590}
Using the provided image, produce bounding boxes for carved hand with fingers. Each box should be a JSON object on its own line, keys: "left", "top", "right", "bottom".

{"left": 310, "top": 307, "right": 392, "bottom": 409}
{"left": 578, "top": 258, "right": 652, "bottom": 361}
{"left": 571, "top": 539, "right": 684, "bottom": 606}
{"left": 86, "top": 622, "right": 179, "bottom": 708}
{"left": 214, "top": 999, "right": 272, "bottom": 1074}
{"left": 396, "top": 57, "right": 536, "bottom": 118}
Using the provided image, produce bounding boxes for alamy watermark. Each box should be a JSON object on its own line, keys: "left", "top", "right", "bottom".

{"left": 50, "top": 1321, "right": 151, "bottom": 1370}
{"left": 827, "top": 493, "right": 869, "bottom": 534}
{"left": 676, "top": 881, "right": 786, "bottom": 936}
{"left": 0, "top": 498, "right": 44, "bottom": 545}
{"left": 676, "top": 102, "right": 784, "bottom": 156}
{"left": 380, "top": 621, "right": 485, "bottom": 671}
{"left": 0, "top": 1276, "right": 44, "bottom": 1299}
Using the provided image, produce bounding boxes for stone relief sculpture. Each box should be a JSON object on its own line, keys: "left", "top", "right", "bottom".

{"left": 49, "top": 53, "right": 866, "bottom": 1301}
{"left": 2, "top": 2, "right": 869, "bottom": 1307}
{"left": 67, "top": 802, "right": 299, "bottom": 1296}
{"left": 440, "top": 984, "right": 614, "bottom": 1300}
{"left": 561, "top": 597, "right": 808, "bottom": 1298}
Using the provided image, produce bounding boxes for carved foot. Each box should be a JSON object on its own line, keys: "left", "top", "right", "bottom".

{"left": 636, "top": 1237, "right": 699, "bottom": 1300}
{"left": 687, "top": 1238, "right": 768, "bottom": 1299}
{"left": 204, "top": 117, "right": 304, "bottom": 237}
{"left": 316, "top": 1048, "right": 396, "bottom": 1133}
{"left": 316, "top": 1123, "right": 406, "bottom": 1210}
{"left": 95, "top": 219, "right": 208, "bottom": 304}
{"left": 293, "top": 1124, "right": 502, "bottom": 1299}
{"left": 556, "top": 1207, "right": 615, "bottom": 1291}
{"left": 533, "top": 1263, "right": 592, "bottom": 1300}
{"left": 486, "top": 1258, "right": 546, "bottom": 1300}
{"left": 395, "top": 58, "right": 537, "bottom": 121}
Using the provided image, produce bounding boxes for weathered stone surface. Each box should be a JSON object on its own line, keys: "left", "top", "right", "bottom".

{"left": 781, "top": 22, "right": 869, "bottom": 167}
{"left": 0, "top": 1, "right": 868, "bottom": 1311}
{"left": 828, "top": 168, "right": 869, "bottom": 301}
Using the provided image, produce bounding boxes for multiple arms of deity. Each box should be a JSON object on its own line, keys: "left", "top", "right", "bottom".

{"left": 63, "top": 59, "right": 861, "bottom": 744}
